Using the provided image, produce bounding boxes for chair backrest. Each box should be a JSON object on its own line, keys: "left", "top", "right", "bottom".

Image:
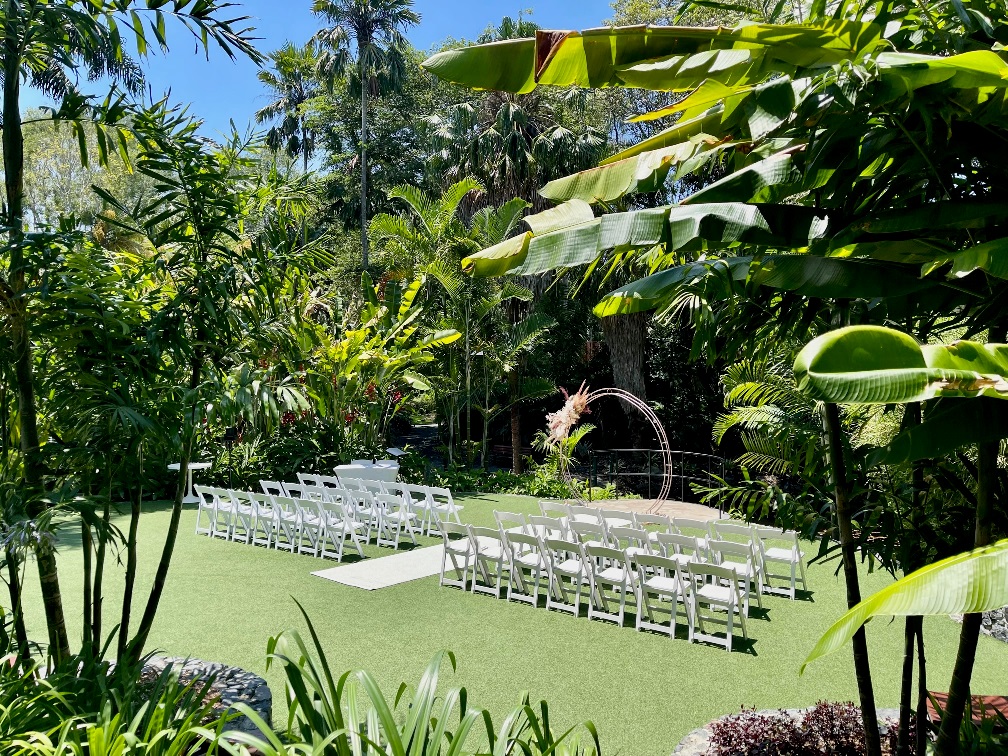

{"left": 248, "top": 491, "right": 273, "bottom": 509}
{"left": 608, "top": 526, "right": 649, "bottom": 553}
{"left": 674, "top": 517, "right": 713, "bottom": 539}
{"left": 336, "top": 476, "right": 366, "bottom": 492}
{"left": 655, "top": 532, "right": 703, "bottom": 559}
{"left": 544, "top": 537, "right": 583, "bottom": 561}
{"left": 441, "top": 520, "right": 468, "bottom": 540}
{"left": 375, "top": 493, "right": 405, "bottom": 514}
{"left": 752, "top": 525, "right": 800, "bottom": 551}
{"left": 712, "top": 520, "right": 756, "bottom": 543}
{"left": 194, "top": 485, "right": 214, "bottom": 505}
{"left": 583, "top": 544, "right": 630, "bottom": 572}
{"left": 494, "top": 511, "right": 527, "bottom": 533}
{"left": 539, "top": 501, "right": 568, "bottom": 520}
{"left": 260, "top": 480, "right": 284, "bottom": 497}
{"left": 283, "top": 482, "right": 309, "bottom": 499}
{"left": 504, "top": 530, "right": 541, "bottom": 554}
{"left": 429, "top": 486, "right": 455, "bottom": 507}
{"left": 598, "top": 508, "right": 633, "bottom": 525}
{"left": 403, "top": 483, "right": 432, "bottom": 505}
{"left": 632, "top": 552, "right": 682, "bottom": 579}
{"left": 317, "top": 474, "right": 345, "bottom": 489}
{"left": 297, "top": 473, "right": 323, "bottom": 487}
{"left": 272, "top": 495, "right": 298, "bottom": 516}
{"left": 633, "top": 512, "right": 672, "bottom": 533}
{"left": 689, "top": 560, "right": 741, "bottom": 589}
{"left": 567, "top": 504, "right": 602, "bottom": 524}
{"left": 528, "top": 515, "right": 565, "bottom": 539}
{"left": 709, "top": 538, "right": 755, "bottom": 566}
{"left": 383, "top": 482, "right": 407, "bottom": 498}
{"left": 569, "top": 520, "right": 607, "bottom": 545}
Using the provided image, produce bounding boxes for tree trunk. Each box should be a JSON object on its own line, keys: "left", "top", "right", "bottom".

{"left": 898, "top": 615, "right": 923, "bottom": 756}
{"left": 600, "top": 312, "right": 648, "bottom": 443}
{"left": 127, "top": 357, "right": 200, "bottom": 662}
{"left": 823, "top": 403, "right": 882, "bottom": 756}
{"left": 917, "top": 623, "right": 928, "bottom": 756}
{"left": 90, "top": 498, "right": 110, "bottom": 650}
{"left": 510, "top": 369, "right": 522, "bottom": 475}
{"left": 4, "top": 36, "right": 70, "bottom": 662}
{"left": 935, "top": 438, "right": 997, "bottom": 755}
{"left": 359, "top": 65, "right": 369, "bottom": 271}
{"left": 117, "top": 490, "right": 142, "bottom": 661}
{"left": 4, "top": 544, "right": 30, "bottom": 663}
{"left": 81, "top": 520, "right": 93, "bottom": 655}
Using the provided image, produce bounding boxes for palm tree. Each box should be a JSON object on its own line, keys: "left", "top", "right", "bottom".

{"left": 312, "top": 0, "right": 420, "bottom": 270}
{"left": 256, "top": 42, "right": 319, "bottom": 175}
{"left": 0, "top": 0, "right": 260, "bottom": 664}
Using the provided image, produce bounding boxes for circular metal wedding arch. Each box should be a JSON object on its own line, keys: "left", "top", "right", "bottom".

{"left": 561, "top": 387, "right": 672, "bottom": 513}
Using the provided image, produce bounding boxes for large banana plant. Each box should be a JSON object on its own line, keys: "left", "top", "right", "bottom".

{"left": 802, "top": 540, "right": 1008, "bottom": 673}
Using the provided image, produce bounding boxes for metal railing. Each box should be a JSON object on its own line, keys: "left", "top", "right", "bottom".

{"left": 585, "top": 448, "right": 731, "bottom": 505}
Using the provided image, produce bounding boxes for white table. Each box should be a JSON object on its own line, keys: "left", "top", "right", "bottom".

{"left": 168, "top": 461, "right": 212, "bottom": 504}
{"left": 334, "top": 460, "right": 400, "bottom": 483}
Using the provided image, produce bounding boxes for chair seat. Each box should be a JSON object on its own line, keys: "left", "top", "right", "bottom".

{"left": 475, "top": 539, "right": 504, "bottom": 559}
{"left": 516, "top": 552, "right": 546, "bottom": 569}
{"left": 643, "top": 575, "right": 680, "bottom": 595}
{"left": 446, "top": 541, "right": 475, "bottom": 557}
{"left": 604, "top": 517, "right": 633, "bottom": 529}
{"left": 625, "top": 546, "right": 650, "bottom": 559}
{"left": 597, "top": 566, "right": 630, "bottom": 584}
{"left": 765, "top": 546, "right": 802, "bottom": 561}
{"left": 721, "top": 560, "right": 753, "bottom": 578}
{"left": 696, "top": 583, "right": 734, "bottom": 604}
{"left": 570, "top": 514, "right": 598, "bottom": 524}
{"left": 553, "top": 558, "right": 584, "bottom": 577}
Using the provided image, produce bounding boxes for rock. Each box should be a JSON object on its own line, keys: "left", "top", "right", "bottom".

{"left": 143, "top": 655, "right": 272, "bottom": 739}
{"left": 952, "top": 607, "right": 1008, "bottom": 644}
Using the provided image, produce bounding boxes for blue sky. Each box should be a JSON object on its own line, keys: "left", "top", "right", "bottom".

{"left": 22, "top": 1, "right": 615, "bottom": 138}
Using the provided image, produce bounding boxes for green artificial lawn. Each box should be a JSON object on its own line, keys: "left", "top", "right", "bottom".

{"left": 19, "top": 493, "right": 1008, "bottom": 755}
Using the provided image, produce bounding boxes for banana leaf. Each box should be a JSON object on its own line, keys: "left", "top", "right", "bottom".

{"left": 868, "top": 398, "right": 1008, "bottom": 466}
{"left": 801, "top": 540, "right": 1008, "bottom": 673}
{"left": 793, "top": 326, "right": 1008, "bottom": 404}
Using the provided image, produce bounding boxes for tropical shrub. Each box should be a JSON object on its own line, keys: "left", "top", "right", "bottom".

{"left": 248, "top": 605, "right": 601, "bottom": 756}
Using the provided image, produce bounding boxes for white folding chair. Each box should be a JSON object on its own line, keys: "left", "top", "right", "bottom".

{"left": 345, "top": 488, "right": 379, "bottom": 542}
{"left": 711, "top": 520, "right": 757, "bottom": 545}
{"left": 403, "top": 484, "right": 434, "bottom": 534}
{"left": 297, "top": 473, "right": 324, "bottom": 488}
{"left": 689, "top": 561, "right": 749, "bottom": 652}
{"left": 375, "top": 493, "right": 419, "bottom": 549}
{"left": 543, "top": 537, "right": 587, "bottom": 617}
{"left": 494, "top": 510, "right": 527, "bottom": 535}
{"left": 567, "top": 504, "right": 602, "bottom": 526}
{"left": 228, "top": 489, "right": 255, "bottom": 545}
{"left": 504, "top": 531, "right": 548, "bottom": 607}
{"left": 633, "top": 512, "right": 672, "bottom": 546}
{"left": 283, "top": 482, "right": 309, "bottom": 499}
{"left": 583, "top": 544, "right": 635, "bottom": 626}
{"left": 317, "top": 474, "right": 345, "bottom": 490}
{"left": 439, "top": 521, "right": 474, "bottom": 590}
{"left": 336, "top": 476, "right": 367, "bottom": 492}
{"left": 633, "top": 553, "right": 692, "bottom": 639}
{"left": 468, "top": 525, "right": 508, "bottom": 598}
{"left": 607, "top": 526, "right": 651, "bottom": 559}
{"left": 295, "top": 497, "right": 325, "bottom": 557}
{"left": 210, "top": 487, "right": 234, "bottom": 540}
{"left": 753, "top": 525, "right": 808, "bottom": 599}
{"left": 597, "top": 508, "right": 634, "bottom": 530}
{"left": 270, "top": 495, "right": 301, "bottom": 553}
{"left": 569, "top": 520, "right": 608, "bottom": 549}
{"left": 428, "top": 487, "right": 463, "bottom": 536}
{"left": 539, "top": 501, "right": 569, "bottom": 522}
{"left": 673, "top": 517, "right": 713, "bottom": 548}
{"left": 358, "top": 479, "right": 386, "bottom": 497}
{"left": 708, "top": 538, "right": 763, "bottom": 613}
{"left": 193, "top": 485, "right": 216, "bottom": 536}
{"left": 528, "top": 515, "right": 566, "bottom": 540}
{"left": 249, "top": 491, "right": 276, "bottom": 548}
{"left": 319, "top": 493, "right": 367, "bottom": 561}
{"left": 655, "top": 532, "right": 707, "bottom": 570}
{"left": 260, "top": 480, "right": 285, "bottom": 498}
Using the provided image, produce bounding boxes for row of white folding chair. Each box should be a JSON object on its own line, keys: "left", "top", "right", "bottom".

{"left": 297, "top": 472, "right": 463, "bottom": 537}
{"left": 537, "top": 503, "right": 807, "bottom": 600}
{"left": 500, "top": 510, "right": 762, "bottom": 613}
{"left": 438, "top": 522, "right": 750, "bottom": 651}
{"left": 266, "top": 480, "right": 420, "bottom": 552}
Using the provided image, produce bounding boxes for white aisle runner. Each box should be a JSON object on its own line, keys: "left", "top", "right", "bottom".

{"left": 311, "top": 545, "right": 444, "bottom": 590}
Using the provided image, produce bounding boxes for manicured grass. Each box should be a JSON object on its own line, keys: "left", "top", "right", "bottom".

{"left": 20, "top": 494, "right": 1008, "bottom": 755}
